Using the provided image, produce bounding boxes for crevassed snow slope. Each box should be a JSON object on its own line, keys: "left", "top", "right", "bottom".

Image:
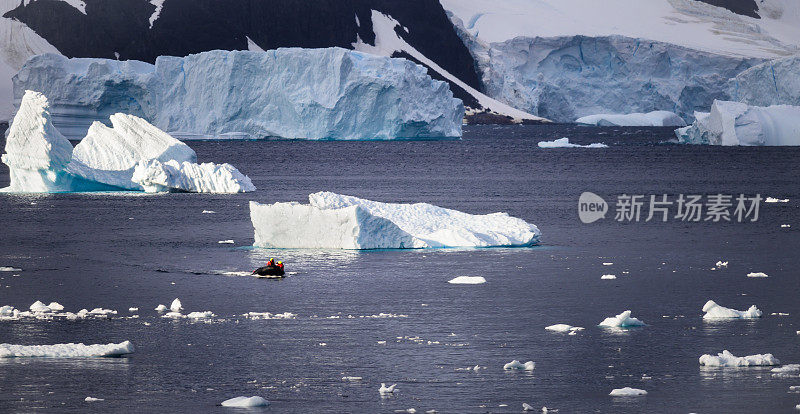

{"left": 250, "top": 191, "right": 540, "bottom": 250}
{"left": 676, "top": 100, "right": 800, "bottom": 146}
{"left": 0, "top": 0, "right": 60, "bottom": 121}
{"left": 15, "top": 48, "right": 464, "bottom": 140}
{"left": 440, "top": 0, "right": 800, "bottom": 58}
{"left": 353, "top": 10, "right": 546, "bottom": 123}
{"left": 576, "top": 111, "right": 686, "bottom": 127}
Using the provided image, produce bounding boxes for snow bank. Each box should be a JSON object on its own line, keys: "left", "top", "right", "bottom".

{"left": 250, "top": 192, "right": 540, "bottom": 249}
{"left": 599, "top": 310, "right": 645, "bottom": 328}
{"left": 609, "top": 387, "right": 647, "bottom": 397}
{"left": 131, "top": 159, "right": 255, "bottom": 193}
{"left": 220, "top": 396, "right": 269, "bottom": 407}
{"left": 503, "top": 360, "right": 535, "bottom": 370}
{"left": 676, "top": 100, "right": 800, "bottom": 146}
{"left": 15, "top": 49, "right": 464, "bottom": 140}
{"left": 699, "top": 350, "right": 780, "bottom": 367}
{"left": 1, "top": 90, "right": 76, "bottom": 192}
{"left": 538, "top": 138, "right": 607, "bottom": 148}
{"left": 0, "top": 341, "right": 134, "bottom": 357}
{"left": 67, "top": 113, "right": 197, "bottom": 190}
{"left": 702, "top": 300, "right": 762, "bottom": 319}
{"left": 576, "top": 111, "right": 686, "bottom": 127}
{"left": 448, "top": 276, "right": 486, "bottom": 284}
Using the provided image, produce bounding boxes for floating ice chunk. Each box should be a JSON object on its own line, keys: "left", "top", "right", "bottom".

{"left": 699, "top": 350, "right": 780, "bottom": 367}
{"left": 609, "top": 387, "right": 647, "bottom": 397}
{"left": 244, "top": 312, "right": 296, "bottom": 320}
{"left": 782, "top": 224, "right": 792, "bottom": 228}
{"left": 537, "top": 138, "right": 607, "bottom": 148}
{"left": 67, "top": 113, "right": 197, "bottom": 190}
{"left": 599, "top": 310, "right": 645, "bottom": 328}
{"left": 155, "top": 304, "right": 167, "bottom": 312}
{"left": 545, "top": 324, "right": 584, "bottom": 333}
{"left": 0, "top": 341, "right": 134, "bottom": 358}
{"left": 169, "top": 298, "right": 182, "bottom": 312}
{"left": 522, "top": 403, "right": 535, "bottom": 411}
{"left": 185, "top": 311, "right": 215, "bottom": 319}
{"left": 162, "top": 312, "right": 183, "bottom": 318}
{"left": 676, "top": 100, "right": 800, "bottom": 146}
{"left": 0, "top": 267, "right": 22, "bottom": 272}
{"left": 342, "top": 376, "right": 362, "bottom": 381}
{"left": 772, "top": 364, "right": 800, "bottom": 374}
{"left": 747, "top": 272, "right": 769, "bottom": 278}
{"left": 218, "top": 240, "right": 234, "bottom": 244}
{"left": 448, "top": 276, "right": 486, "bottom": 284}
{"left": 46, "top": 302, "right": 64, "bottom": 311}
{"left": 702, "top": 300, "right": 762, "bottom": 319}
{"left": 602, "top": 262, "right": 613, "bottom": 266}
{"left": 379, "top": 383, "right": 397, "bottom": 394}
{"left": 131, "top": 159, "right": 255, "bottom": 193}
{"left": 503, "top": 360, "right": 535, "bottom": 370}
{"left": 601, "top": 274, "right": 616, "bottom": 280}
{"left": 220, "top": 396, "right": 269, "bottom": 407}
{"left": 202, "top": 210, "right": 216, "bottom": 214}
{"left": 29, "top": 300, "right": 51, "bottom": 313}
{"left": 576, "top": 111, "right": 685, "bottom": 127}
{"left": 251, "top": 192, "right": 540, "bottom": 249}
{"left": 128, "top": 307, "right": 138, "bottom": 312}
{"left": 84, "top": 397, "right": 104, "bottom": 402}
{"left": 716, "top": 261, "right": 728, "bottom": 268}
{"left": 765, "top": 197, "right": 789, "bottom": 203}
{"left": 1, "top": 90, "right": 76, "bottom": 192}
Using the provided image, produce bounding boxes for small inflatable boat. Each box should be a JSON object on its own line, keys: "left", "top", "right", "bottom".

{"left": 253, "top": 264, "right": 285, "bottom": 278}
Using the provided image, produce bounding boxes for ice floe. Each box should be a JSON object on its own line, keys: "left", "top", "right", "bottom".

{"left": 84, "top": 397, "right": 104, "bottom": 402}
{"left": 342, "top": 376, "right": 362, "bottom": 381}
{"left": 448, "top": 276, "right": 486, "bottom": 284}
{"left": 379, "top": 383, "right": 397, "bottom": 394}
{"left": 503, "top": 360, "right": 535, "bottom": 370}
{"left": 765, "top": 197, "right": 789, "bottom": 203}
{"left": 218, "top": 240, "right": 234, "bottom": 244}
{"left": 0, "top": 341, "right": 134, "bottom": 357}
{"left": 243, "top": 312, "right": 296, "bottom": 320}
{"left": 601, "top": 274, "right": 617, "bottom": 280}
{"left": 220, "top": 396, "right": 269, "bottom": 407}
{"left": 715, "top": 261, "right": 729, "bottom": 268}
{"left": 576, "top": 111, "right": 686, "bottom": 127}
{"left": 747, "top": 272, "right": 769, "bottom": 278}
{"left": 702, "top": 300, "right": 762, "bottom": 319}
{"left": 537, "top": 138, "right": 607, "bottom": 148}
{"left": 699, "top": 350, "right": 780, "bottom": 367}
{"left": 250, "top": 191, "right": 540, "bottom": 249}
{"left": 0, "top": 266, "right": 22, "bottom": 272}
{"left": 771, "top": 364, "right": 800, "bottom": 376}
{"left": 155, "top": 304, "right": 167, "bottom": 312}
{"left": 169, "top": 298, "right": 182, "bottom": 312}
{"left": 598, "top": 310, "right": 645, "bottom": 328}
{"left": 609, "top": 387, "right": 647, "bottom": 397}
{"left": 545, "top": 324, "right": 584, "bottom": 334}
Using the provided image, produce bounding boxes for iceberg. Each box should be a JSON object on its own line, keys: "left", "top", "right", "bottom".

{"left": 448, "top": 276, "right": 486, "bottom": 284}
{"left": 747, "top": 272, "right": 769, "bottom": 278}
{"left": 1, "top": 91, "right": 255, "bottom": 193}
{"left": 14, "top": 48, "right": 464, "bottom": 140}
{"left": 503, "top": 360, "right": 535, "bottom": 370}
{"left": 220, "top": 396, "right": 269, "bottom": 407}
{"left": 728, "top": 56, "right": 800, "bottom": 108}
{"left": 676, "top": 100, "right": 800, "bottom": 146}
{"left": 250, "top": 192, "right": 540, "bottom": 249}
{"left": 702, "top": 300, "right": 762, "bottom": 319}
{"left": 0, "top": 341, "right": 134, "bottom": 358}
{"left": 598, "top": 310, "right": 645, "bottom": 328}
{"left": 699, "top": 350, "right": 780, "bottom": 367}
{"left": 538, "top": 138, "right": 607, "bottom": 148}
{"left": 609, "top": 387, "right": 647, "bottom": 397}
{"left": 545, "top": 324, "right": 584, "bottom": 333}
{"left": 576, "top": 111, "right": 686, "bottom": 127}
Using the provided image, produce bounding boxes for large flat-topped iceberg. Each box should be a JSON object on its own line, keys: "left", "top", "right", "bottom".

{"left": 2, "top": 91, "right": 254, "bottom": 193}
{"left": 576, "top": 111, "right": 686, "bottom": 127}
{"left": 250, "top": 192, "right": 540, "bottom": 249}
{"left": 676, "top": 100, "right": 800, "bottom": 146}
{"left": 14, "top": 48, "right": 464, "bottom": 140}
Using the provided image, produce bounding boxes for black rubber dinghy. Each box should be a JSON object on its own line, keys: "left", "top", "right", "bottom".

{"left": 253, "top": 265, "right": 285, "bottom": 278}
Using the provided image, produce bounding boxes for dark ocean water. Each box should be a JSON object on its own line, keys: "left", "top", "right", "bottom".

{"left": 0, "top": 125, "right": 798, "bottom": 413}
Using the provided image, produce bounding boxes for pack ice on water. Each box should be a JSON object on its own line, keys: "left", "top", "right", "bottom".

{"left": 1, "top": 90, "right": 254, "bottom": 193}
{"left": 250, "top": 192, "right": 540, "bottom": 249}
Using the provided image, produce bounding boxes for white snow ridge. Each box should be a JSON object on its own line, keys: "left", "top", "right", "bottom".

{"left": 702, "top": 300, "right": 762, "bottom": 319}
{"left": 0, "top": 341, "right": 134, "bottom": 358}
{"left": 250, "top": 192, "right": 539, "bottom": 249}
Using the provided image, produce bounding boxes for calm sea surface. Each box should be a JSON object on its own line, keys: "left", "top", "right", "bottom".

{"left": 0, "top": 125, "right": 798, "bottom": 413}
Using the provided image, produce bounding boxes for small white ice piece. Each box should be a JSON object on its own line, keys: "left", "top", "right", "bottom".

{"left": 503, "top": 360, "right": 535, "bottom": 370}
{"left": 448, "top": 276, "right": 486, "bottom": 284}
{"left": 609, "top": 387, "right": 647, "bottom": 397}
{"left": 220, "top": 396, "right": 269, "bottom": 407}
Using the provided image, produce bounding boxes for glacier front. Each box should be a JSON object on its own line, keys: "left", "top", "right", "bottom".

{"left": 676, "top": 100, "right": 800, "bottom": 146}
{"left": 250, "top": 192, "right": 540, "bottom": 249}
{"left": 728, "top": 56, "right": 800, "bottom": 108}
{"left": 2, "top": 90, "right": 254, "bottom": 193}
{"left": 14, "top": 48, "right": 464, "bottom": 140}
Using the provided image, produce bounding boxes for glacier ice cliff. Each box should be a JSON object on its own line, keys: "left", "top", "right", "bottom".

{"left": 2, "top": 90, "right": 254, "bottom": 193}
{"left": 14, "top": 48, "right": 464, "bottom": 140}
{"left": 250, "top": 191, "right": 540, "bottom": 249}
{"left": 472, "top": 35, "right": 760, "bottom": 123}
{"left": 728, "top": 56, "right": 800, "bottom": 107}
{"left": 676, "top": 100, "right": 800, "bottom": 146}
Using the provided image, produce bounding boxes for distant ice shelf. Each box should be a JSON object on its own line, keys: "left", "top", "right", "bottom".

{"left": 250, "top": 191, "right": 540, "bottom": 249}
